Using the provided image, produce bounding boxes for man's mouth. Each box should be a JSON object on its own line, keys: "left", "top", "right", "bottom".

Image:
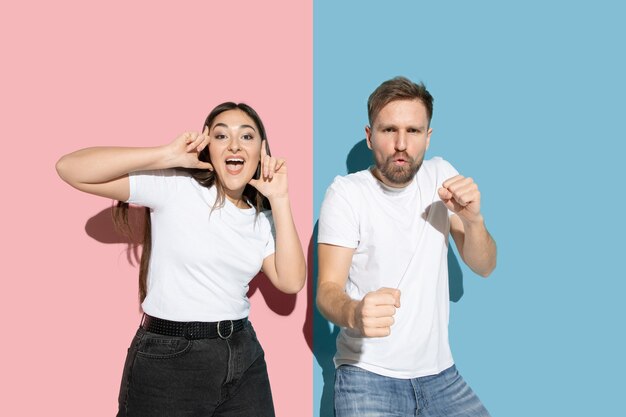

{"left": 391, "top": 153, "right": 412, "bottom": 166}
{"left": 225, "top": 157, "right": 245, "bottom": 175}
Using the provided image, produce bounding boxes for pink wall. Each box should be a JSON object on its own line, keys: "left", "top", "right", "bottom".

{"left": 1, "top": 1, "right": 312, "bottom": 415}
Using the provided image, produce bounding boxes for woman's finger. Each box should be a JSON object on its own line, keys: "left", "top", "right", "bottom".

{"left": 185, "top": 132, "right": 203, "bottom": 152}
{"left": 275, "top": 158, "right": 286, "bottom": 172}
{"left": 262, "top": 154, "right": 270, "bottom": 178}
{"left": 267, "top": 157, "right": 277, "bottom": 179}
{"left": 197, "top": 132, "right": 210, "bottom": 152}
{"left": 196, "top": 160, "right": 213, "bottom": 171}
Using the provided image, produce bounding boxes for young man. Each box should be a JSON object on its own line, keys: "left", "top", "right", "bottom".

{"left": 317, "top": 76, "right": 497, "bottom": 417}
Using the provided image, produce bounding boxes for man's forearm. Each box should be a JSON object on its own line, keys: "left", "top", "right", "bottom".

{"left": 316, "top": 281, "right": 358, "bottom": 329}
{"left": 461, "top": 219, "right": 497, "bottom": 277}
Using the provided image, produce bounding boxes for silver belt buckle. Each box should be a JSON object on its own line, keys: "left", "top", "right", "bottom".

{"left": 217, "top": 320, "right": 234, "bottom": 339}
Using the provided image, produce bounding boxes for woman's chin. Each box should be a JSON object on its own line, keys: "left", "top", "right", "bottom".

{"left": 218, "top": 173, "right": 254, "bottom": 194}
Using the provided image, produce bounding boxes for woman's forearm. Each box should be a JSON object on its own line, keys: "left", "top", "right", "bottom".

{"left": 56, "top": 146, "right": 171, "bottom": 186}
{"left": 268, "top": 196, "right": 306, "bottom": 293}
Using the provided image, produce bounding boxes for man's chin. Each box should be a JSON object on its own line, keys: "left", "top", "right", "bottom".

{"left": 379, "top": 164, "right": 421, "bottom": 186}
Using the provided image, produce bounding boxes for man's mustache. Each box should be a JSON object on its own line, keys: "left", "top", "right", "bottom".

{"left": 386, "top": 152, "right": 414, "bottom": 163}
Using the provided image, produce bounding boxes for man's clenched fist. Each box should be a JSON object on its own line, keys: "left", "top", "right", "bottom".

{"left": 354, "top": 287, "right": 401, "bottom": 337}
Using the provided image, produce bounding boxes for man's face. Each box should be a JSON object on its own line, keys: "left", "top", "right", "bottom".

{"left": 365, "top": 99, "right": 432, "bottom": 188}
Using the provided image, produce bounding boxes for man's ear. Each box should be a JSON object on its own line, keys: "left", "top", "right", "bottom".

{"left": 365, "top": 125, "right": 373, "bottom": 150}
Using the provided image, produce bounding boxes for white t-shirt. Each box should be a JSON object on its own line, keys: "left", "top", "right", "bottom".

{"left": 318, "top": 157, "right": 459, "bottom": 379}
{"left": 127, "top": 169, "right": 275, "bottom": 322}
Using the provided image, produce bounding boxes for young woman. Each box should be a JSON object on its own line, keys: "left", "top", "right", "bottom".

{"left": 56, "top": 102, "right": 306, "bottom": 417}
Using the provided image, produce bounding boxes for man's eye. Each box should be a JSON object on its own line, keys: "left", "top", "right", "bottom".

{"left": 383, "top": 128, "right": 394, "bottom": 133}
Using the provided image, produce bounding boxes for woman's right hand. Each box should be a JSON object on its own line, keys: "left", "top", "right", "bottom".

{"left": 164, "top": 132, "right": 213, "bottom": 170}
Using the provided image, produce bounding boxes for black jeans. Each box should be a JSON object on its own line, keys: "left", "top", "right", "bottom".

{"left": 117, "top": 321, "right": 275, "bottom": 417}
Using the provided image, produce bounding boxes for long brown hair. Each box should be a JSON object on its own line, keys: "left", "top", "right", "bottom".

{"left": 114, "top": 102, "right": 271, "bottom": 304}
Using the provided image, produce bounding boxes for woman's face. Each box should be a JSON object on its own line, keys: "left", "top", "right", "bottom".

{"left": 207, "top": 109, "right": 262, "bottom": 203}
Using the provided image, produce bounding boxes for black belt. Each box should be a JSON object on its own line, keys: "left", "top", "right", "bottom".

{"left": 141, "top": 314, "right": 247, "bottom": 340}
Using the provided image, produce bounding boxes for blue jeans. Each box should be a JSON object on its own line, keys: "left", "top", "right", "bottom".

{"left": 117, "top": 321, "right": 275, "bottom": 417}
{"left": 334, "top": 364, "right": 490, "bottom": 417}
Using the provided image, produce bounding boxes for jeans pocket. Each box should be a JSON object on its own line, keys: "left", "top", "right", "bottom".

{"left": 337, "top": 364, "right": 369, "bottom": 374}
{"left": 117, "top": 328, "right": 147, "bottom": 416}
{"left": 245, "top": 321, "right": 258, "bottom": 340}
{"left": 136, "top": 333, "right": 193, "bottom": 359}
{"left": 242, "top": 321, "right": 266, "bottom": 363}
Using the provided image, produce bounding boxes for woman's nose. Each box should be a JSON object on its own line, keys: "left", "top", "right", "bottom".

{"left": 228, "top": 137, "right": 241, "bottom": 152}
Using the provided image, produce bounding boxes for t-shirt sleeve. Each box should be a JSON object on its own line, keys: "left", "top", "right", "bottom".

{"left": 126, "top": 169, "right": 182, "bottom": 209}
{"left": 262, "top": 211, "right": 276, "bottom": 258}
{"left": 318, "top": 177, "right": 359, "bottom": 249}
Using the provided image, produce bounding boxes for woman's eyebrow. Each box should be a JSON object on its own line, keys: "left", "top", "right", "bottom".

{"left": 213, "top": 122, "right": 257, "bottom": 132}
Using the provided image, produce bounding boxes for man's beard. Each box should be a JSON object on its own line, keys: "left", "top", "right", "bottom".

{"left": 376, "top": 153, "right": 423, "bottom": 186}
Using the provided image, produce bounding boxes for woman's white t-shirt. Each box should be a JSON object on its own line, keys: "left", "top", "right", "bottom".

{"left": 127, "top": 169, "right": 275, "bottom": 322}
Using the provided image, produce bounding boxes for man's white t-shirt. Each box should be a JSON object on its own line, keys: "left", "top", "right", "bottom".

{"left": 127, "top": 169, "right": 275, "bottom": 322}
{"left": 318, "top": 157, "right": 459, "bottom": 379}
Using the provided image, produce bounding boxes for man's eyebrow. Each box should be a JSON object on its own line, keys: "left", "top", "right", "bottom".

{"left": 377, "top": 123, "right": 426, "bottom": 130}
{"left": 212, "top": 123, "right": 257, "bottom": 132}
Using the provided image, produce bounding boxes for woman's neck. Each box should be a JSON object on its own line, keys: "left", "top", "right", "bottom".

{"left": 224, "top": 189, "right": 250, "bottom": 209}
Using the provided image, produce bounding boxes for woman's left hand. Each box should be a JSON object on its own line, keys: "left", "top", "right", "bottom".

{"left": 248, "top": 140, "right": 289, "bottom": 200}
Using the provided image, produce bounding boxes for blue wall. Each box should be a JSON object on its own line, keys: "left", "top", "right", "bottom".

{"left": 313, "top": 1, "right": 626, "bottom": 415}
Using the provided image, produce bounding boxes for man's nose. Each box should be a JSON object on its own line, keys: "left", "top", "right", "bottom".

{"left": 395, "top": 131, "right": 407, "bottom": 151}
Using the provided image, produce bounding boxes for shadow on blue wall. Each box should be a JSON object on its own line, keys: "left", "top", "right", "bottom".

{"left": 309, "top": 220, "right": 338, "bottom": 417}
{"left": 312, "top": 139, "right": 464, "bottom": 416}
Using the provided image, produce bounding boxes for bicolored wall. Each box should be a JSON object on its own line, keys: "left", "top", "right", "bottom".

{"left": 2, "top": 1, "right": 625, "bottom": 416}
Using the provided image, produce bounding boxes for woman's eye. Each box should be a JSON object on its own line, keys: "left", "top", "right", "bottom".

{"left": 242, "top": 134, "right": 254, "bottom": 140}
{"left": 214, "top": 134, "right": 227, "bottom": 140}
